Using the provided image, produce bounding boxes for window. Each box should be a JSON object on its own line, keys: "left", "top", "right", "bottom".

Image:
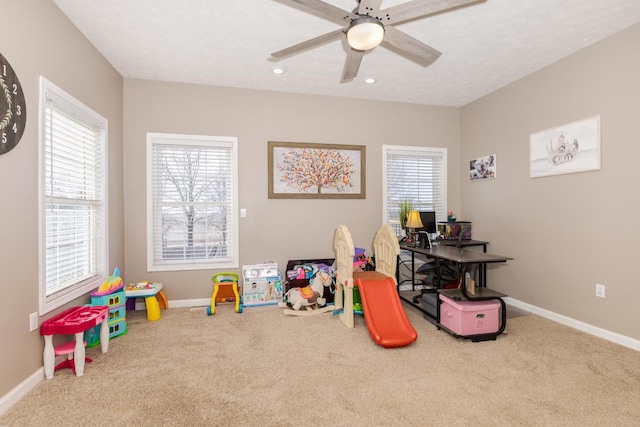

{"left": 147, "top": 133, "right": 238, "bottom": 271}
{"left": 382, "top": 145, "right": 447, "bottom": 235}
{"left": 39, "top": 77, "right": 108, "bottom": 314}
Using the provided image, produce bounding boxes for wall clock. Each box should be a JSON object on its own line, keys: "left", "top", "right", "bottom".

{"left": 0, "top": 53, "right": 27, "bottom": 155}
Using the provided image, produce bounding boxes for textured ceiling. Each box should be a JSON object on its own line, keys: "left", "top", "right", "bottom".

{"left": 52, "top": 0, "right": 640, "bottom": 107}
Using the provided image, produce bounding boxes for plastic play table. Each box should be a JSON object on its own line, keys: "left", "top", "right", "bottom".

{"left": 40, "top": 305, "right": 109, "bottom": 379}
{"left": 125, "top": 282, "right": 166, "bottom": 321}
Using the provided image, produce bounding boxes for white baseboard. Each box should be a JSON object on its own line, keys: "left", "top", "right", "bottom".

{"left": 0, "top": 368, "right": 44, "bottom": 416}
{"left": 167, "top": 298, "right": 210, "bottom": 308}
{"left": 504, "top": 297, "right": 640, "bottom": 352}
{"left": 128, "top": 298, "right": 210, "bottom": 311}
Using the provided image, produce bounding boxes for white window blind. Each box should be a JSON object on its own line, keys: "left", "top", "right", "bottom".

{"left": 147, "top": 133, "right": 238, "bottom": 271}
{"left": 383, "top": 145, "right": 447, "bottom": 235}
{"left": 39, "top": 77, "right": 108, "bottom": 313}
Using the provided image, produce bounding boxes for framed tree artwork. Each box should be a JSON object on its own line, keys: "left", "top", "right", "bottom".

{"left": 268, "top": 141, "right": 366, "bottom": 199}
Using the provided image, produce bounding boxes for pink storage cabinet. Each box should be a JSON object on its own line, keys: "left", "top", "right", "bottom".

{"left": 438, "top": 294, "right": 500, "bottom": 337}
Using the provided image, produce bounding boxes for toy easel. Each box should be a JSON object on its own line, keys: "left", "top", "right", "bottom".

{"left": 207, "top": 272, "right": 243, "bottom": 315}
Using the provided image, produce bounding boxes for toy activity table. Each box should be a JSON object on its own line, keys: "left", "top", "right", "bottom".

{"left": 125, "top": 282, "right": 167, "bottom": 321}
{"left": 40, "top": 305, "right": 109, "bottom": 379}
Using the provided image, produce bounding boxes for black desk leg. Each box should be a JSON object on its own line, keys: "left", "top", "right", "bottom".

{"left": 411, "top": 251, "right": 415, "bottom": 290}
{"left": 496, "top": 298, "right": 507, "bottom": 336}
{"left": 482, "top": 244, "right": 487, "bottom": 286}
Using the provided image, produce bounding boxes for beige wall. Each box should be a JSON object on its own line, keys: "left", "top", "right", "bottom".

{"left": 123, "top": 80, "right": 461, "bottom": 300}
{"left": 461, "top": 23, "right": 640, "bottom": 340}
{"left": 0, "top": 2, "right": 124, "bottom": 397}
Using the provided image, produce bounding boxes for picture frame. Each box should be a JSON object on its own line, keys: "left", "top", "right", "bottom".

{"left": 268, "top": 141, "right": 366, "bottom": 199}
{"left": 530, "top": 115, "right": 601, "bottom": 178}
{"left": 470, "top": 154, "right": 496, "bottom": 181}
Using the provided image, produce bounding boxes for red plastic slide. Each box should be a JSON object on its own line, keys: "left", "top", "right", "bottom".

{"left": 355, "top": 276, "right": 417, "bottom": 348}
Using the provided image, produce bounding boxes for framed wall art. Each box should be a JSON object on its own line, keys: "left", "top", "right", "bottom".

{"left": 530, "top": 115, "right": 601, "bottom": 178}
{"left": 268, "top": 141, "right": 365, "bottom": 199}
{"left": 470, "top": 154, "right": 496, "bottom": 181}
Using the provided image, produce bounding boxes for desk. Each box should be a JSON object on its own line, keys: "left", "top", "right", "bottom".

{"left": 438, "top": 239, "right": 488, "bottom": 252}
{"left": 406, "top": 239, "right": 489, "bottom": 287}
{"left": 398, "top": 242, "right": 513, "bottom": 339}
{"left": 40, "top": 305, "right": 109, "bottom": 379}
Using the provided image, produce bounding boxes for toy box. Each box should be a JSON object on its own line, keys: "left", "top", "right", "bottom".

{"left": 242, "top": 263, "right": 283, "bottom": 307}
{"left": 438, "top": 294, "right": 499, "bottom": 336}
{"left": 437, "top": 221, "right": 472, "bottom": 240}
{"left": 285, "top": 258, "right": 335, "bottom": 280}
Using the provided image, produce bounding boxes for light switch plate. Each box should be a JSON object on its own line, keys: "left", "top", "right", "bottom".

{"left": 29, "top": 312, "right": 38, "bottom": 332}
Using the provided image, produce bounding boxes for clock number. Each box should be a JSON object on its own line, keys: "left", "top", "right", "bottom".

{"left": 0, "top": 54, "right": 26, "bottom": 154}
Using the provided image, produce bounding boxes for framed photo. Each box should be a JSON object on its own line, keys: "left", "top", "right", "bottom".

{"left": 268, "top": 141, "right": 366, "bottom": 199}
{"left": 470, "top": 154, "right": 496, "bottom": 181}
{"left": 530, "top": 115, "right": 601, "bottom": 178}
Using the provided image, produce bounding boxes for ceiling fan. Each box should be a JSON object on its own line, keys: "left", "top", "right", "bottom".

{"left": 271, "top": 0, "right": 484, "bottom": 82}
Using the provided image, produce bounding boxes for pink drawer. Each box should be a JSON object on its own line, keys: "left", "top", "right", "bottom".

{"left": 439, "top": 294, "right": 499, "bottom": 336}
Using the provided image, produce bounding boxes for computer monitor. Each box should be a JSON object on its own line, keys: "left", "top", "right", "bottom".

{"left": 416, "top": 211, "right": 437, "bottom": 234}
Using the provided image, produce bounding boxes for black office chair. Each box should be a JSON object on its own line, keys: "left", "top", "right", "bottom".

{"left": 412, "top": 249, "right": 459, "bottom": 304}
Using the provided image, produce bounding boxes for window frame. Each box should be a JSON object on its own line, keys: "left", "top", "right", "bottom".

{"left": 38, "top": 76, "right": 109, "bottom": 314}
{"left": 382, "top": 145, "right": 447, "bottom": 234}
{"left": 146, "top": 133, "right": 239, "bottom": 272}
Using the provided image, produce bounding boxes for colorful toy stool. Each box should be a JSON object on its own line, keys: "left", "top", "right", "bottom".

{"left": 54, "top": 340, "right": 91, "bottom": 375}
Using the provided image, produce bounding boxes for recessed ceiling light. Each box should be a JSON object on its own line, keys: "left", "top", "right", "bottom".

{"left": 365, "top": 78, "right": 376, "bottom": 84}
{"left": 272, "top": 67, "right": 285, "bottom": 75}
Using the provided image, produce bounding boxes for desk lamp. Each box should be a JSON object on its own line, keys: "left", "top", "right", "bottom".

{"left": 405, "top": 210, "right": 423, "bottom": 246}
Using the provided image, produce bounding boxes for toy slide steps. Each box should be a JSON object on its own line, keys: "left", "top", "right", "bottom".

{"left": 355, "top": 277, "right": 417, "bottom": 348}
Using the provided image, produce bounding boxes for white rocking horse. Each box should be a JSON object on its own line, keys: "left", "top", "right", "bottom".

{"left": 281, "top": 268, "right": 334, "bottom": 316}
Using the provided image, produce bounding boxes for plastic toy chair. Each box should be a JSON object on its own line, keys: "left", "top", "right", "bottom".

{"left": 207, "top": 272, "right": 243, "bottom": 315}
{"left": 54, "top": 340, "right": 91, "bottom": 375}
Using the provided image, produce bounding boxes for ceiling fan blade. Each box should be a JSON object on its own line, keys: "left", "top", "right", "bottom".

{"left": 271, "top": 28, "right": 344, "bottom": 59}
{"left": 358, "top": 0, "right": 384, "bottom": 15}
{"left": 382, "top": 0, "right": 483, "bottom": 26}
{"left": 382, "top": 26, "right": 441, "bottom": 66}
{"left": 341, "top": 49, "right": 365, "bottom": 82}
{"left": 287, "top": 0, "right": 357, "bottom": 25}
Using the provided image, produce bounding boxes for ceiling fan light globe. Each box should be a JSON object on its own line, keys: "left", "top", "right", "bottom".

{"left": 347, "top": 19, "right": 384, "bottom": 51}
